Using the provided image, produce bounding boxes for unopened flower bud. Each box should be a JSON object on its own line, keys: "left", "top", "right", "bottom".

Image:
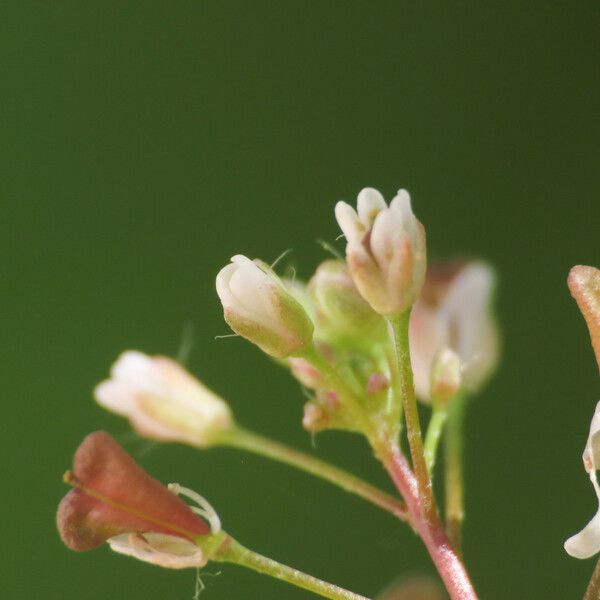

{"left": 289, "top": 357, "right": 322, "bottom": 389}
{"left": 309, "top": 259, "right": 384, "bottom": 340}
{"left": 95, "top": 351, "right": 232, "bottom": 448}
{"left": 216, "top": 255, "right": 314, "bottom": 358}
{"left": 429, "top": 348, "right": 462, "bottom": 406}
{"left": 335, "top": 187, "right": 427, "bottom": 316}
{"left": 568, "top": 265, "right": 600, "bottom": 373}
{"left": 57, "top": 432, "right": 216, "bottom": 569}
{"left": 302, "top": 402, "right": 330, "bottom": 432}
{"left": 366, "top": 373, "right": 390, "bottom": 395}
{"left": 410, "top": 261, "right": 499, "bottom": 403}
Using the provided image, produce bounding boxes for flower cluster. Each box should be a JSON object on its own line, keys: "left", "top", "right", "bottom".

{"left": 57, "top": 186, "right": 500, "bottom": 600}
{"left": 57, "top": 431, "right": 218, "bottom": 569}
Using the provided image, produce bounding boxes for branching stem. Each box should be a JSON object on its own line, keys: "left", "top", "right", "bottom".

{"left": 220, "top": 425, "right": 407, "bottom": 521}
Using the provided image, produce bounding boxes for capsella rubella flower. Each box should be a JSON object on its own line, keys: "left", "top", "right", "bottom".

{"left": 95, "top": 351, "right": 232, "bottom": 448}
{"left": 56, "top": 431, "right": 217, "bottom": 568}
{"left": 216, "top": 254, "right": 314, "bottom": 358}
{"left": 57, "top": 433, "right": 370, "bottom": 598}
{"left": 335, "top": 187, "right": 426, "bottom": 317}
{"left": 409, "top": 260, "right": 499, "bottom": 403}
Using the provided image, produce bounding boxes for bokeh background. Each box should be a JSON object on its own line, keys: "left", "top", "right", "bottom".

{"left": 2, "top": 2, "right": 599, "bottom": 598}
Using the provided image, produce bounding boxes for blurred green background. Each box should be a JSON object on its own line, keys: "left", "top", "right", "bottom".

{"left": 2, "top": 2, "right": 598, "bottom": 598}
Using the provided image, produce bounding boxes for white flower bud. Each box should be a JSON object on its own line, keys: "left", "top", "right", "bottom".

{"left": 308, "top": 259, "right": 384, "bottom": 340}
{"left": 95, "top": 351, "right": 232, "bottom": 447}
{"left": 565, "top": 401, "right": 600, "bottom": 559}
{"left": 409, "top": 261, "right": 499, "bottom": 403}
{"left": 335, "top": 188, "right": 427, "bottom": 316}
{"left": 216, "top": 255, "right": 314, "bottom": 358}
{"left": 429, "top": 348, "right": 462, "bottom": 406}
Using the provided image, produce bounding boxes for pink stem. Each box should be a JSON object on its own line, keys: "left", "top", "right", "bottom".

{"left": 380, "top": 443, "right": 478, "bottom": 600}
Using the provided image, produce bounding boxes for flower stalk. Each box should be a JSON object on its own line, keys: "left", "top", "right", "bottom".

{"left": 376, "top": 441, "right": 478, "bottom": 600}
{"left": 387, "top": 310, "right": 436, "bottom": 522}
{"left": 445, "top": 393, "right": 467, "bottom": 552}
{"left": 219, "top": 425, "right": 407, "bottom": 521}
{"left": 424, "top": 405, "right": 449, "bottom": 476}
{"left": 216, "top": 537, "right": 371, "bottom": 600}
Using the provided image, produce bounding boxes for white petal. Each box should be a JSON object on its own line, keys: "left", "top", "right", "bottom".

{"left": 565, "top": 509, "right": 600, "bottom": 559}
{"left": 370, "top": 207, "right": 404, "bottom": 272}
{"left": 230, "top": 254, "right": 255, "bottom": 267}
{"left": 583, "top": 401, "right": 600, "bottom": 474}
{"left": 215, "top": 262, "right": 239, "bottom": 308}
{"left": 441, "top": 263, "right": 497, "bottom": 389}
{"left": 111, "top": 351, "right": 161, "bottom": 394}
{"left": 108, "top": 533, "right": 206, "bottom": 569}
{"left": 390, "top": 189, "right": 416, "bottom": 235}
{"left": 227, "top": 260, "right": 277, "bottom": 325}
{"left": 409, "top": 305, "right": 446, "bottom": 402}
{"left": 390, "top": 189, "right": 413, "bottom": 220}
{"left": 357, "top": 187, "right": 386, "bottom": 227}
{"left": 335, "top": 201, "right": 363, "bottom": 244}
{"left": 94, "top": 380, "right": 136, "bottom": 416}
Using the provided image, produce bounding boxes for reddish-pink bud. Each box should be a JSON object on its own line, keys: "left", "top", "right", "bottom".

{"left": 366, "top": 373, "right": 390, "bottom": 395}
{"left": 57, "top": 432, "right": 209, "bottom": 553}
{"left": 568, "top": 266, "right": 600, "bottom": 373}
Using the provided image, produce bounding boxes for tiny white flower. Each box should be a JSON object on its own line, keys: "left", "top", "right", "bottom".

{"left": 429, "top": 348, "right": 462, "bottom": 406}
{"left": 409, "top": 261, "right": 498, "bottom": 402}
{"left": 335, "top": 187, "right": 426, "bottom": 316}
{"left": 95, "top": 351, "right": 232, "bottom": 447}
{"left": 216, "top": 255, "right": 314, "bottom": 358}
{"left": 565, "top": 401, "right": 600, "bottom": 559}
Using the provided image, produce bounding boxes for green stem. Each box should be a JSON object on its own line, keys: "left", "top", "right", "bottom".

{"left": 217, "top": 535, "right": 370, "bottom": 600}
{"left": 220, "top": 425, "right": 407, "bottom": 521}
{"left": 387, "top": 310, "right": 436, "bottom": 522}
{"left": 444, "top": 393, "right": 467, "bottom": 552}
{"left": 584, "top": 557, "right": 600, "bottom": 600}
{"left": 424, "top": 405, "right": 449, "bottom": 476}
{"left": 380, "top": 344, "right": 404, "bottom": 435}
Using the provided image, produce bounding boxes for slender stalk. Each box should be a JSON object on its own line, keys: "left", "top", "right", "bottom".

{"left": 219, "top": 536, "right": 371, "bottom": 600}
{"left": 445, "top": 393, "right": 467, "bottom": 552}
{"left": 375, "top": 441, "right": 478, "bottom": 600}
{"left": 220, "top": 425, "right": 407, "bottom": 521}
{"left": 584, "top": 557, "right": 600, "bottom": 600}
{"left": 383, "top": 344, "right": 404, "bottom": 433}
{"left": 424, "top": 405, "right": 449, "bottom": 476}
{"left": 387, "top": 310, "right": 436, "bottom": 522}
